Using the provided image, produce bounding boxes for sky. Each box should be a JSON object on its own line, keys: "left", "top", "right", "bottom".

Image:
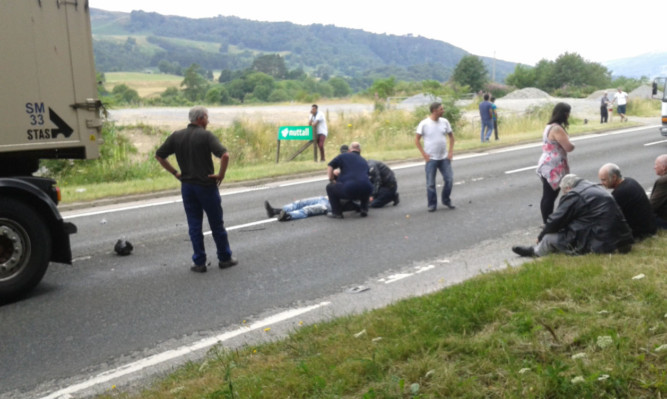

{"left": 89, "top": 0, "right": 666, "bottom": 66}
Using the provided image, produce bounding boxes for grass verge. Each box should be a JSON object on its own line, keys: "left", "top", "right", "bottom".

{"left": 96, "top": 233, "right": 667, "bottom": 398}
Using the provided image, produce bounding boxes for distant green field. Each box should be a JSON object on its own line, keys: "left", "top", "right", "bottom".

{"left": 104, "top": 72, "right": 183, "bottom": 98}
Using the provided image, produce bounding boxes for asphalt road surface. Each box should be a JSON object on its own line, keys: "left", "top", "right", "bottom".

{"left": 1, "top": 124, "right": 665, "bottom": 398}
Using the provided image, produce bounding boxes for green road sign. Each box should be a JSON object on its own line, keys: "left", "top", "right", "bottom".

{"left": 278, "top": 126, "right": 312, "bottom": 141}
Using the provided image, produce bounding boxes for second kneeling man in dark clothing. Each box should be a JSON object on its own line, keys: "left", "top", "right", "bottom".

{"left": 326, "top": 142, "right": 373, "bottom": 218}
{"left": 367, "top": 159, "right": 399, "bottom": 208}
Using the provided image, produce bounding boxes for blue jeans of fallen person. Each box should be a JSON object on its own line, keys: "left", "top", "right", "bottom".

{"left": 480, "top": 119, "right": 494, "bottom": 142}
{"left": 283, "top": 196, "right": 331, "bottom": 220}
{"left": 181, "top": 182, "right": 233, "bottom": 266}
{"left": 425, "top": 158, "right": 453, "bottom": 209}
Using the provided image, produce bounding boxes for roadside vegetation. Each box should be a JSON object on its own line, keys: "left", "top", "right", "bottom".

{"left": 95, "top": 233, "right": 667, "bottom": 398}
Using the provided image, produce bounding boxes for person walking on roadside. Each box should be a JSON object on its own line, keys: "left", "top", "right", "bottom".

{"left": 155, "top": 106, "right": 237, "bottom": 273}
{"left": 600, "top": 92, "right": 610, "bottom": 123}
{"left": 415, "top": 102, "right": 456, "bottom": 212}
{"left": 478, "top": 93, "right": 494, "bottom": 142}
{"left": 326, "top": 142, "right": 373, "bottom": 218}
{"left": 490, "top": 96, "right": 499, "bottom": 140}
{"left": 309, "top": 104, "right": 328, "bottom": 162}
{"left": 536, "top": 102, "right": 575, "bottom": 224}
{"left": 613, "top": 88, "right": 629, "bottom": 122}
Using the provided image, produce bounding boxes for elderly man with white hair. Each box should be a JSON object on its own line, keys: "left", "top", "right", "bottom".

{"left": 598, "top": 162, "right": 656, "bottom": 240}
{"left": 651, "top": 154, "right": 667, "bottom": 229}
{"left": 512, "top": 174, "right": 633, "bottom": 257}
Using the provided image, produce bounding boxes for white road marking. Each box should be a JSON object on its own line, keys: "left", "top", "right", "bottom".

{"left": 644, "top": 139, "right": 667, "bottom": 146}
{"left": 39, "top": 302, "right": 331, "bottom": 399}
{"left": 505, "top": 165, "right": 538, "bottom": 174}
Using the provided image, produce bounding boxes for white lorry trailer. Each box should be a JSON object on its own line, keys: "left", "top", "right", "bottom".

{"left": 0, "top": 0, "right": 102, "bottom": 300}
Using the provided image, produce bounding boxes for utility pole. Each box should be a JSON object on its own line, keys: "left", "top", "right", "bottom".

{"left": 492, "top": 51, "right": 496, "bottom": 82}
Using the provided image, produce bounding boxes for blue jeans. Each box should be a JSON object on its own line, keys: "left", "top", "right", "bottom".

{"left": 480, "top": 119, "right": 494, "bottom": 141}
{"left": 181, "top": 182, "right": 232, "bottom": 266}
{"left": 283, "top": 196, "right": 331, "bottom": 220}
{"left": 425, "top": 158, "right": 453, "bottom": 209}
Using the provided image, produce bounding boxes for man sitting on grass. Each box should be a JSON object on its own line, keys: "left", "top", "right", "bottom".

{"left": 512, "top": 174, "right": 633, "bottom": 257}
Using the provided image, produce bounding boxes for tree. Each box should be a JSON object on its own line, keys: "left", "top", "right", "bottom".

{"left": 205, "top": 86, "right": 230, "bottom": 104}
{"left": 181, "top": 64, "right": 209, "bottom": 102}
{"left": 329, "top": 77, "right": 351, "bottom": 97}
{"left": 218, "top": 69, "right": 234, "bottom": 83}
{"left": 451, "top": 55, "right": 488, "bottom": 93}
{"left": 251, "top": 54, "right": 287, "bottom": 79}
{"left": 505, "top": 65, "right": 536, "bottom": 89}
{"left": 370, "top": 76, "right": 397, "bottom": 100}
{"left": 111, "top": 84, "right": 140, "bottom": 104}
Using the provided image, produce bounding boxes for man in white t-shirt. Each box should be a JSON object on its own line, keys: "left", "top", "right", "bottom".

{"left": 415, "top": 102, "right": 456, "bottom": 212}
{"left": 613, "top": 88, "right": 629, "bottom": 122}
{"left": 309, "top": 104, "right": 328, "bottom": 162}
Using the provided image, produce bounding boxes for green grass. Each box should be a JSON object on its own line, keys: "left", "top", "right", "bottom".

{"left": 95, "top": 234, "right": 667, "bottom": 398}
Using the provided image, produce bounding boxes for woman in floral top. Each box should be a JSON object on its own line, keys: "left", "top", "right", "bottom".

{"left": 536, "top": 103, "right": 575, "bottom": 224}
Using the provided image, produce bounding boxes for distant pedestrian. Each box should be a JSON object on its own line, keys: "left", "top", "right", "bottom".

{"left": 155, "top": 106, "right": 237, "bottom": 273}
{"left": 490, "top": 96, "right": 499, "bottom": 140}
{"left": 600, "top": 92, "right": 610, "bottom": 123}
{"left": 613, "top": 88, "right": 629, "bottom": 122}
{"left": 309, "top": 104, "right": 328, "bottom": 162}
{"left": 479, "top": 93, "right": 494, "bottom": 142}
{"left": 536, "top": 102, "right": 575, "bottom": 224}
{"left": 415, "top": 102, "right": 456, "bottom": 212}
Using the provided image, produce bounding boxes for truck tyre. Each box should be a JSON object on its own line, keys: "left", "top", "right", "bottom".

{"left": 0, "top": 198, "right": 52, "bottom": 301}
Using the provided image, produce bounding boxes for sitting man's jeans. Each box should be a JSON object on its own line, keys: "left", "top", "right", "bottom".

{"left": 181, "top": 182, "right": 232, "bottom": 266}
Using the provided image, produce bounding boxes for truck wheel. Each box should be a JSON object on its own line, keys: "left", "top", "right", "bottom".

{"left": 0, "top": 198, "right": 52, "bottom": 301}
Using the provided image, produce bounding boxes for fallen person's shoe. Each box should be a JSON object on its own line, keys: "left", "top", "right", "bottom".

{"left": 277, "top": 210, "right": 292, "bottom": 221}
{"left": 264, "top": 200, "right": 280, "bottom": 218}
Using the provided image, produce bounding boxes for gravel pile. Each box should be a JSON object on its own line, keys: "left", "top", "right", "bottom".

{"left": 501, "top": 87, "right": 551, "bottom": 100}
{"left": 586, "top": 88, "right": 617, "bottom": 100}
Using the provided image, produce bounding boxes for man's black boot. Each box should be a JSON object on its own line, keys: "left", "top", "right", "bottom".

{"left": 264, "top": 200, "right": 280, "bottom": 218}
{"left": 512, "top": 246, "right": 536, "bottom": 257}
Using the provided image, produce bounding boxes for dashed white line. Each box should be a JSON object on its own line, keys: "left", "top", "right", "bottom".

{"left": 505, "top": 165, "right": 537, "bottom": 174}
